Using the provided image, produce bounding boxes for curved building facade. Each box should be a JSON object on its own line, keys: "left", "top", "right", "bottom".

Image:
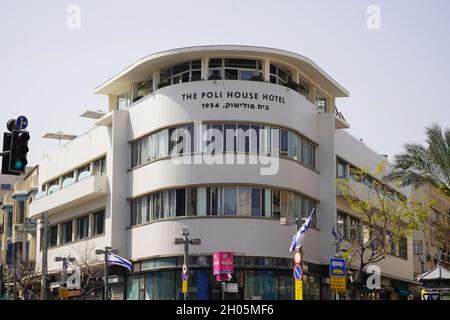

{"left": 29, "top": 46, "right": 415, "bottom": 300}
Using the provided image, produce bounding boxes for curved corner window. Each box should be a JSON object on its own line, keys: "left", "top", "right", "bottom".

{"left": 130, "top": 185, "right": 317, "bottom": 228}
{"left": 208, "top": 58, "right": 262, "bottom": 81}
{"left": 160, "top": 60, "right": 202, "bottom": 87}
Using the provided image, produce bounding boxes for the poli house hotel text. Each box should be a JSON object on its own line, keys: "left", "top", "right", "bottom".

{"left": 29, "top": 46, "right": 416, "bottom": 300}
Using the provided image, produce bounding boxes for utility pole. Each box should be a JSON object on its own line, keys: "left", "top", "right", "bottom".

{"left": 0, "top": 263, "right": 3, "bottom": 299}
{"left": 40, "top": 212, "right": 48, "bottom": 300}
{"left": 174, "top": 228, "right": 201, "bottom": 301}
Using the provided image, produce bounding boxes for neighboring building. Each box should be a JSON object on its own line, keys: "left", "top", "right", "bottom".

{"left": 0, "top": 171, "right": 31, "bottom": 298}
{"left": 28, "top": 45, "right": 418, "bottom": 300}
{"left": 412, "top": 184, "right": 450, "bottom": 277}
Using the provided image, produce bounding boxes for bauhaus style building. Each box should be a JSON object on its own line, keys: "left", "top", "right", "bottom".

{"left": 26, "top": 46, "right": 418, "bottom": 300}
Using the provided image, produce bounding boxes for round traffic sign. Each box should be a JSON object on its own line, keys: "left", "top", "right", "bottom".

{"left": 293, "top": 264, "right": 303, "bottom": 281}
{"left": 182, "top": 264, "right": 188, "bottom": 275}
{"left": 16, "top": 115, "right": 28, "bottom": 130}
{"left": 294, "top": 251, "right": 302, "bottom": 264}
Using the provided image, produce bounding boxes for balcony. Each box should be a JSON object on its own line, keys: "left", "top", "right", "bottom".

{"left": 334, "top": 106, "right": 350, "bottom": 129}
{"left": 13, "top": 174, "right": 39, "bottom": 198}
{"left": 29, "top": 174, "right": 108, "bottom": 217}
{"left": 336, "top": 177, "right": 372, "bottom": 199}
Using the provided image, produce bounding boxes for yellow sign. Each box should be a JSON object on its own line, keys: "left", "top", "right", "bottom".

{"left": 182, "top": 279, "right": 188, "bottom": 294}
{"left": 295, "top": 280, "right": 303, "bottom": 300}
{"left": 58, "top": 287, "right": 69, "bottom": 299}
{"left": 330, "top": 276, "right": 347, "bottom": 292}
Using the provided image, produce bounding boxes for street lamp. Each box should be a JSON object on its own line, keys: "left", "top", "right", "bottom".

{"left": 54, "top": 256, "right": 76, "bottom": 286}
{"left": 95, "top": 246, "right": 119, "bottom": 300}
{"left": 173, "top": 228, "right": 201, "bottom": 300}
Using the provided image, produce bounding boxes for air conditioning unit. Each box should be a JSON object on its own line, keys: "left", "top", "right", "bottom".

{"left": 14, "top": 224, "right": 24, "bottom": 232}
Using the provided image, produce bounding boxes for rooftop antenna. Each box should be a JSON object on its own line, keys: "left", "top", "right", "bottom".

{"left": 42, "top": 132, "right": 77, "bottom": 147}
{"left": 80, "top": 109, "right": 106, "bottom": 120}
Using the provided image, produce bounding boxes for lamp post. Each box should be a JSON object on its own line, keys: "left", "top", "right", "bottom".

{"left": 95, "top": 246, "right": 119, "bottom": 300}
{"left": 54, "top": 256, "right": 76, "bottom": 285}
{"left": 173, "top": 228, "right": 201, "bottom": 300}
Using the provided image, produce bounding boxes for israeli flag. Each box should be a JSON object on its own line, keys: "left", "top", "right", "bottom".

{"left": 107, "top": 252, "right": 132, "bottom": 271}
{"left": 289, "top": 208, "right": 315, "bottom": 252}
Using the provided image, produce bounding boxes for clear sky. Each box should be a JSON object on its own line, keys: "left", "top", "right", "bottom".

{"left": 1, "top": 0, "right": 449, "bottom": 166}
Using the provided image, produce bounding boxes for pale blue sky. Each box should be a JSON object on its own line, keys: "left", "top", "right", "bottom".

{"left": 1, "top": 0, "right": 449, "bottom": 165}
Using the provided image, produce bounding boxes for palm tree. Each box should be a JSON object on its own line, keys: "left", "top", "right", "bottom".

{"left": 389, "top": 123, "right": 450, "bottom": 197}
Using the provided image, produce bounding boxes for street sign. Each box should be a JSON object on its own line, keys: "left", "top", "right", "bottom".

{"left": 295, "top": 280, "right": 303, "bottom": 300}
{"left": 16, "top": 116, "right": 28, "bottom": 130}
{"left": 226, "top": 283, "right": 238, "bottom": 293}
{"left": 294, "top": 251, "right": 302, "bottom": 264}
{"left": 58, "top": 287, "right": 69, "bottom": 299}
{"left": 182, "top": 264, "right": 188, "bottom": 281}
{"left": 293, "top": 264, "right": 303, "bottom": 281}
{"left": 330, "top": 276, "right": 347, "bottom": 292}
{"left": 182, "top": 279, "right": 188, "bottom": 294}
{"left": 329, "top": 257, "right": 346, "bottom": 277}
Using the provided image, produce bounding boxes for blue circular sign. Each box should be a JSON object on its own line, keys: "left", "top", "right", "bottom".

{"left": 293, "top": 264, "right": 303, "bottom": 281}
{"left": 16, "top": 115, "right": 28, "bottom": 130}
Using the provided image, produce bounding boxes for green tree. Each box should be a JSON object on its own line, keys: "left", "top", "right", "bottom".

{"left": 336, "top": 162, "right": 430, "bottom": 299}
{"left": 389, "top": 123, "right": 450, "bottom": 197}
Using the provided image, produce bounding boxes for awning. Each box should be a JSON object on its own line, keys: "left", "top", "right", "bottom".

{"left": 393, "top": 282, "right": 410, "bottom": 297}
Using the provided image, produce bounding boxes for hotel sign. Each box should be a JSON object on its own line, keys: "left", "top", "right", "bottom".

{"left": 181, "top": 90, "right": 286, "bottom": 112}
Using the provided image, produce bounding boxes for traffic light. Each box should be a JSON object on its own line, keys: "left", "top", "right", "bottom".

{"left": 1, "top": 132, "right": 19, "bottom": 175}
{"left": 9, "top": 129, "right": 30, "bottom": 173}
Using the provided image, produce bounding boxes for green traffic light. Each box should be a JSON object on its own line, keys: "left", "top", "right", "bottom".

{"left": 14, "top": 160, "right": 24, "bottom": 170}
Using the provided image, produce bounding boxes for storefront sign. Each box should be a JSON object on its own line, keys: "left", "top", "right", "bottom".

{"left": 213, "top": 252, "right": 234, "bottom": 275}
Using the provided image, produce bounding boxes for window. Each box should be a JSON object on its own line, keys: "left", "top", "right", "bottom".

{"left": 130, "top": 122, "right": 317, "bottom": 169}
{"left": 269, "top": 64, "right": 292, "bottom": 85}
{"left": 93, "top": 210, "right": 104, "bottom": 236}
{"left": 61, "top": 221, "right": 73, "bottom": 244}
{"left": 160, "top": 60, "right": 202, "bottom": 85}
{"left": 0, "top": 184, "right": 11, "bottom": 190}
{"left": 186, "top": 188, "right": 197, "bottom": 216}
{"left": 316, "top": 96, "right": 326, "bottom": 112}
{"left": 49, "top": 225, "right": 58, "bottom": 247}
{"left": 413, "top": 240, "right": 423, "bottom": 255}
{"left": 349, "top": 216, "right": 360, "bottom": 241}
{"left": 93, "top": 157, "right": 106, "bottom": 175}
{"left": 336, "top": 158, "right": 348, "bottom": 178}
{"left": 129, "top": 186, "right": 316, "bottom": 223}
{"left": 272, "top": 190, "right": 281, "bottom": 218}
{"left": 137, "top": 80, "right": 153, "bottom": 97}
{"left": 76, "top": 215, "right": 89, "bottom": 240}
{"left": 208, "top": 58, "right": 262, "bottom": 81}
{"left": 17, "top": 201, "right": 25, "bottom": 223}
{"left": 251, "top": 188, "right": 262, "bottom": 216}
{"left": 399, "top": 237, "right": 408, "bottom": 259}
{"left": 118, "top": 93, "right": 130, "bottom": 109}
{"left": 237, "top": 187, "right": 251, "bottom": 216}
{"left": 223, "top": 187, "right": 236, "bottom": 216}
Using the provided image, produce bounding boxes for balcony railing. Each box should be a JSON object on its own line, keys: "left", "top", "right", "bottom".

{"left": 29, "top": 174, "right": 108, "bottom": 217}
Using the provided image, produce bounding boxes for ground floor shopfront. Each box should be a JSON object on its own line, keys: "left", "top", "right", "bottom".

{"left": 124, "top": 256, "right": 327, "bottom": 300}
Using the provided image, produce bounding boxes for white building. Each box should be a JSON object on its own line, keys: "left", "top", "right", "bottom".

{"left": 29, "top": 46, "right": 415, "bottom": 300}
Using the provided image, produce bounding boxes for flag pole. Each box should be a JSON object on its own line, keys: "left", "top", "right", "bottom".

{"left": 104, "top": 246, "right": 110, "bottom": 300}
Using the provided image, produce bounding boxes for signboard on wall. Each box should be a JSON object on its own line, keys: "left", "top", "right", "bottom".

{"left": 213, "top": 252, "right": 234, "bottom": 276}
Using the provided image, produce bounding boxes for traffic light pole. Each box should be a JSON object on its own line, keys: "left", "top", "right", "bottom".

{"left": 40, "top": 212, "right": 49, "bottom": 300}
